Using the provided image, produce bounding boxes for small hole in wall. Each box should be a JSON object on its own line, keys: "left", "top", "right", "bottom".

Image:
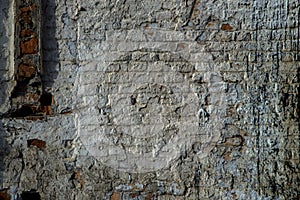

{"left": 39, "top": 92, "right": 53, "bottom": 106}
{"left": 21, "top": 190, "right": 41, "bottom": 200}
{"left": 130, "top": 96, "right": 137, "bottom": 105}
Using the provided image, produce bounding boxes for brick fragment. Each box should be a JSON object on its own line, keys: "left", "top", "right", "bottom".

{"left": 20, "top": 38, "right": 38, "bottom": 54}
{"left": 129, "top": 193, "right": 138, "bottom": 198}
{"left": 0, "top": 190, "right": 10, "bottom": 200}
{"left": 39, "top": 106, "right": 53, "bottom": 115}
{"left": 27, "top": 139, "right": 46, "bottom": 149}
{"left": 18, "top": 64, "right": 36, "bottom": 78}
{"left": 221, "top": 23, "right": 233, "bottom": 31}
{"left": 20, "top": 4, "right": 36, "bottom": 12}
{"left": 110, "top": 192, "right": 120, "bottom": 200}
{"left": 223, "top": 153, "right": 232, "bottom": 161}
{"left": 20, "top": 29, "right": 35, "bottom": 38}
{"left": 70, "top": 172, "right": 85, "bottom": 190}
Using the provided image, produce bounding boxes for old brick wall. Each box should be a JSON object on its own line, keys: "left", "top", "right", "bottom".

{"left": 0, "top": 0, "right": 299, "bottom": 199}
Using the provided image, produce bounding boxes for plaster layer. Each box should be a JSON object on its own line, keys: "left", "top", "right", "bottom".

{"left": 0, "top": 0, "right": 299, "bottom": 199}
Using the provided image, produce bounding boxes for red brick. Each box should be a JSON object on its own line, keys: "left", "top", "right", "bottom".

{"left": 39, "top": 106, "right": 53, "bottom": 115}
{"left": 27, "top": 139, "right": 46, "bottom": 149}
{"left": 110, "top": 192, "right": 120, "bottom": 200}
{"left": 0, "top": 190, "right": 10, "bottom": 200}
{"left": 221, "top": 23, "right": 233, "bottom": 31}
{"left": 20, "top": 29, "right": 35, "bottom": 38}
{"left": 17, "top": 64, "right": 36, "bottom": 78}
{"left": 20, "top": 4, "right": 36, "bottom": 12}
{"left": 20, "top": 38, "right": 38, "bottom": 54}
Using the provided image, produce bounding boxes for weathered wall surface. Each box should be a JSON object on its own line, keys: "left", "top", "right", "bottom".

{"left": 0, "top": 0, "right": 299, "bottom": 199}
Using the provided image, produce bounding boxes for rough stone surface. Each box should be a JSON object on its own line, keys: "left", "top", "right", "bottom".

{"left": 0, "top": 0, "right": 299, "bottom": 199}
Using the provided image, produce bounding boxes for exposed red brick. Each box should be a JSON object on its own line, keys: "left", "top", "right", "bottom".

{"left": 27, "top": 139, "right": 46, "bottom": 149}
{"left": 0, "top": 190, "right": 11, "bottom": 200}
{"left": 18, "top": 64, "right": 36, "bottom": 78}
{"left": 10, "top": 0, "right": 49, "bottom": 119}
{"left": 223, "top": 153, "right": 232, "bottom": 161}
{"left": 72, "top": 172, "right": 85, "bottom": 190}
{"left": 39, "top": 106, "right": 53, "bottom": 115}
{"left": 129, "top": 193, "right": 138, "bottom": 198}
{"left": 221, "top": 23, "right": 233, "bottom": 31}
{"left": 20, "top": 4, "right": 36, "bottom": 12}
{"left": 20, "top": 38, "right": 38, "bottom": 54}
{"left": 206, "top": 21, "right": 215, "bottom": 27}
{"left": 110, "top": 192, "right": 120, "bottom": 200}
{"left": 20, "top": 29, "right": 35, "bottom": 38}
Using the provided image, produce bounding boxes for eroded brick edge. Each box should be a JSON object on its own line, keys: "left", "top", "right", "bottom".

{"left": 8, "top": 0, "right": 54, "bottom": 119}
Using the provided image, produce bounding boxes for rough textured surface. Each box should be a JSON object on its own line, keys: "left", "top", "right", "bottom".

{"left": 0, "top": 0, "right": 299, "bottom": 199}
{"left": 12, "top": 0, "right": 42, "bottom": 112}
{"left": 10, "top": 0, "right": 54, "bottom": 119}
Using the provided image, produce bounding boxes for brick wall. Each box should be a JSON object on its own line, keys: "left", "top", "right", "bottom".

{"left": 0, "top": 0, "right": 299, "bottom": 199}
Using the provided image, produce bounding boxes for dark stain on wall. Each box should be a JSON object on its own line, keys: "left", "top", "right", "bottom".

{"left": 41, "top": 0, "right": 59, "bottom": 90}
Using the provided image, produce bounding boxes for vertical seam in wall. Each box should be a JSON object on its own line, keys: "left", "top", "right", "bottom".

{"left": 73, "top": 0, "right": 82, "bottom": 154}
{"left": 253, "top": 0, "right": 261, "bottom": 195}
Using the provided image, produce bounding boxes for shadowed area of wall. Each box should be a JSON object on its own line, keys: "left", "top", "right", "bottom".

{"left": 41, "top": 0, "right": 58, "bottom": 91}
{"left": 0, "top": 0, "right": 12, "bottom": 192}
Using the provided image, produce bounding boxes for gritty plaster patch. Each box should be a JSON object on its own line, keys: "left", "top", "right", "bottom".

{"left": 76, "top": 29, "right": 226, "bottom": 172}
